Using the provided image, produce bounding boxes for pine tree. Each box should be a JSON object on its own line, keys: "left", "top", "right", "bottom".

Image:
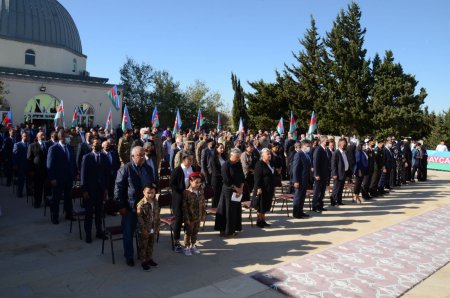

{"left": 231, "top": 73, "right": 248, "bottom": 130}
{"left": 324, "top": 2, "right": 372, "bottom": 136}
{"left": 369, "top": 50, "right": 428, "bottom": 139}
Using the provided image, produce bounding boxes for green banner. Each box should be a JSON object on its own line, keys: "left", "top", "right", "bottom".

{"left": 427, "top": 150, "right": 450, "bottom": 172}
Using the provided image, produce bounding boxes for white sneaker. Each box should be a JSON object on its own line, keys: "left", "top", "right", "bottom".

{"left": 191, "top": 245, "right": 201, "bottom": 254}
{"left": 183, "top": 247, "right": 192, "bottom": 256}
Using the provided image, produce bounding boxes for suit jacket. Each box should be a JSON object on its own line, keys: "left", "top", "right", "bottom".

{"left": 131, "top": 138, "right": 146, "bottom": 149}
{"left": 201, "top": 147, "right": 213, "bottom": 174}
{"left": 2, "top": 136, "right": 15, "bottom": 162}
{"left": 47, "top": 143, "right": 77, "bottom": 185}
{"left": 170, "top": 165, "right": 188, "bottom": 207}
{"left": 114, "top": 162, "right": 155, "bottom": 210}
{"left": 331, "top": 149, "right": 349, "bottom": 180}
{"left": 27, "top": 141, "right": 48, "bottom": 173}
{"left": 13, "top": 141, "right": 29, "bottom": 170}
{"left": 81, "top": 152, "right": 111, "bottom": 196}
{"left": 383, "top": 147, "right": 394, "bottom": 170}
{"left": 313, "top": 146, "right": 330, "bottom": 179}
{"left": 354, "top": 149, "right": 369, "bottom": 176}
{"left": 292, "top": 150, "right": 311, "bottom": 187}
{"left": 76, "top": 142, "right": 91, "bottom": 172}
{"left": 105, "top": 149, "right": 121, "bottom": 178}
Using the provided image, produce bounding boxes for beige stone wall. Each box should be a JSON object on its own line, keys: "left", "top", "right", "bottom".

{"left": 0, "top": 39, "right": 87, "bottom": 75}
{"left": 0, "top": 77, "right": 121, "bottom": 128}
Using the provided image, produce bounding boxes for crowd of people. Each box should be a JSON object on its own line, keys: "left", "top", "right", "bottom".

{"left": 0, "top": 122, "right": 435, "bottom": 271}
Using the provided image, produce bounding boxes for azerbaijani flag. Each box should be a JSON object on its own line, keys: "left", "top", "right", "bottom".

{"left": 195, "top": 108, "right": 204, "bottom": 131}
{"left": 151, "top": 106, "right": 159, "bottom": 128}
{"left": 105, "top": 108, "right": 113, "bottom": 130}
{"left": 54, "top": 100, "right": 65, "bottom": 129}
{"left": 176, "top": 108, "right": 182, "bottom": 127}
{"left": 217, "top": 113, "right": 221, "bottom": 132}
{"left": 107, "top": 85, "right": 121, "bottom": 111}
{"left": 237, "top": 117, "right": 244, "bottom": 134}
{"left": 121, "top": 105, "right": 132, "bottom": 132}
{"left": 172, "top": 109, "right": 181, "bottom": 135}
{"left": 2, "top": 111, "right": 12, "bottom": 127}
{"left": 71, "top": 107, "right": 79, "bottom": 127}
{"left": 289, "top": 111, "right": 297, "bottom": 140}
{"left": 276, "top": 117, "right": 284, "bottom": 135}
{"left": 307, "top": 111, "right": 317, "bottom": 139}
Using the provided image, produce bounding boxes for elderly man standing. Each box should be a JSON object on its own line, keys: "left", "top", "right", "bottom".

{"left": 331, "top": 138, "right": 350, "bottom": 206}
{"left": 115, "top": 146, "right": 155, "bottom": 266}
{"left": 312, "top": 135, "right": 330, "bottom": 212}
{"left": 131, "top": 128, "right": 149, "bottom": 148}
{"left": 27, "top": 132, "right": 48, "bottom": 208}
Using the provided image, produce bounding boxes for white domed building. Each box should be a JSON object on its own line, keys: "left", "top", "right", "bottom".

{"left": 0, "top": 0, "right": 121, "bottom": 128}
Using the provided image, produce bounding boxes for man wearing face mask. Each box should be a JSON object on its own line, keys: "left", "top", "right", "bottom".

{"left": 27, "top": 132, "right": 48, "bottom": 208}
{"left": 80, "top": 138, "right": 110, "bottom": 243}
{"left": 292, "top": 140, "right": 312, "bottom": 218}
{"left": 369, "top": 139, "right": 386, "bottom": 197}
{"left": 381, "top": 139, "right": 394, "bottom": 191}
{"left": 362, "top": 138, "right": 375, "bottom": 200}
{"left": 312, "top": 135, "right": 330, "bottom": 212}
{"left": 47, "top": 129, "right": 77, "bottom": 224}
{"left": 331, "top": 138, "right": 350, "bottom": 206}
{"left": 131, "top": 128, "right": 150, "bottom": 149}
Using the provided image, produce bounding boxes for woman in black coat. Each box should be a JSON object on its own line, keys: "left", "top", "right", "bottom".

{"left": 214, "top": 148, "right": 244, "bottom": 237}
{"left": 208, "top": 143, "right": 227, "bottom": 208}
{"left": 252, "top": 148, "right": 275, "bottom": 228}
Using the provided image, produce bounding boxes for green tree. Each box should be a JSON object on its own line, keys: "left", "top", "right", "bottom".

{"left": 119, "top": 57, "right": 154, "bottom": 128}
{"left": 324, "top": 2, "right": 372, "bottom": 135}
{"left": 426, "top": 109, "right": 450, "bottom": 148}
{"left": 231, "top": 73, "right": 248, "bottom": 130}
{"left": 369, "top": 50, "right": 428, "bottom": 139}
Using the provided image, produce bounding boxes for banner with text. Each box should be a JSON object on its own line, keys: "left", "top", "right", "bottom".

{"left": 427, "top": 150, "right": 450, "bottom": 171}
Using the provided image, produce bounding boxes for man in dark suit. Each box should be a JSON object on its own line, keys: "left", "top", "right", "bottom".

{"left": 131, "top": 127, "right": 149, "bottom": 149}
{"left": 369, "top": 140, "right": 386, "bottom": 196}
{"left": 383, "top": 140, "right": 394, "bottom": 190}
{"left": 2, "top": 128, "right": 16, "bottom": 186}
{"left": 76, "top": 132, "right": 92, "bottom": 173}
{"left": 81, "top": 138, "right": 110, "bottom": 243}
{"left": 13, "top": 132, "right": 30, "bottom": 197}
{"left": 292, "top": 140, "right": 312, "bottom": 218}
{"left": 27, "top": 132, "right": 48, "bottom": 207}
{"left": 47, "top": 129, "right": 77, "bottom": 224}
{"left": 312, "top": 136, "right": 330, "bottom": 212}
{"left": 102, "top": 140, "right": 120, "bottom": 198}
{"left": 362, "top": 138, "right": 375, "bottom": 200}
{"left": 46, "top": 131, "right": 58, "bottom": 147}
{"left": 331, "top": 139, "right": 350, "bottom": 206}
{"left": 114, "top": 146, "right": 154, "bottom": 266}
{"left": 201, "top": 139, "right": 215, "bottom": 185}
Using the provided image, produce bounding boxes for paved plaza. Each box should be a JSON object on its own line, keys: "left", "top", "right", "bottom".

{"left": 0, "top": 171, "right": 449, "bottom": 298}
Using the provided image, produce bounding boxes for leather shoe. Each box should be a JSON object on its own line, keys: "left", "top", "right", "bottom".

{"left": 337, "top": 202, "right": 345, "bottom": 206}
{"left": 126, "top": 259, "right": 135, "bottom": 267}
{"left": 148, "top": 259, "right": 158, "bottom": 267}
{"left": 262, "top": 221, "right": 271, "bottom": 227}
{"left": 320, "top": 208, "right": 328, "bottom": 211}
{"left": 312, "top": 209, "right": 322, "bottom": 213}
{"left": 51, "top": 219, "right": 59, "bottom": 225}
{"left": 96, "top": 232, "right": 108, "bottom": 240}
{"left": 65, "top": 215, "right": 76, "bottom": 221}
{"left": 85, "top": 236, "right": 92, "bottom": 244}
{"left": 300, "top": 213, "right": 310, "bottom": 218}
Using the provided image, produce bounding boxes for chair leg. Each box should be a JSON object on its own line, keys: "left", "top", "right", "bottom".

{"left": 170, "top": 227, "right": 175, "bottom": 251}
{"left": 286, "top": 201, "right": 290, "bottom": 217}
{"left": 101, "top": 233, "right": 106, "bottom": 254}
{"left": 271, "top": 199, "right": 276, "bottom": 213}
{"left": 78, "top": 217, "right": 82, "bottom": 240}
{"left": 135, "top": 234, "right": 140, "bottom": 260}
{"left": 156, "top": 231, "right": 160, "bottom": 243}
{"left": 249, "top": 209, "right": 253, "bottom": 227}
{"left": 309, "top": 196, "right": 312, "bottom": 211}
{"left": 280, "top": 199, "right": 285, "bottom": 211}
{"left": 69, "top": 219, "right": 73, "bottom": 233}
{"left": 202, "top": 215, "right": 206, "bottom": 231}
{"left": 110, "top": 236, "right": 115, "bottom": 264}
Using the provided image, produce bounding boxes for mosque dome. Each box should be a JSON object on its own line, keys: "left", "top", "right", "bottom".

{"left": 0, "top": 0, "right": 83, "bottom": 55}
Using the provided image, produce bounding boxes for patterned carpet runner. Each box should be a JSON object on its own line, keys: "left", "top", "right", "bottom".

{"left": 253, "top": 205, "right": 450, "bottom": 297}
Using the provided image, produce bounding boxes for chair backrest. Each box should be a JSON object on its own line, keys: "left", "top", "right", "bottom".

{"left": 159, "top": 178, "right": 171, "bottom": 190}
{"left": 160, "top": 160, "right": 170, "bottom": 169}
{"left": 72, "top": 186, "right": 83, "bottom": 199}
{"left": 203, "top": 185, "right": 215, "bottom": 201}
{"left": 158, "top": 193, "right": 172, "bottom": 209}
{"left": 159, "top": 168, "right": 171, "bottom": 177}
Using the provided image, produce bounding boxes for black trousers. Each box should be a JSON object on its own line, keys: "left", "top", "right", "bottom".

{"left": 331, "top": 179, "right": 345, "bottom": 204}
{"left": 411, "top": 166, "right": 420, "bottom": 181}
{"left": 312, "top": 178, "right": 327, "bottom": 209}
{"left": 51, "top": 181, "right": 73, "bottom": 220}
{"left": 354, "top": 175, "right": 364, "bottom": 195}
{"left": 171, "top": 195, "right": 183, "bottom": 241}
{"left": 293, "top": 186, "right": 307, "bottom": 217}
{"left": 5, "top": 161, "right": 12, "bottom": 186}
{"left": 84, "top": 194, "right": 104, "bottom": 237}
{"left": 32, "top": 172, "right": 45, "bottom": 208}
{"left": 361, "top": 174, "right": 371, "bottom": 198}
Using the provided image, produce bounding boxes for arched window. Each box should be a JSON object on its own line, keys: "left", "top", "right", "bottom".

{"left": 72, "top": 58, "right": 77, "bottom": 72}
{"left": 25, "top": 49, "right": 35, "bottom": 65}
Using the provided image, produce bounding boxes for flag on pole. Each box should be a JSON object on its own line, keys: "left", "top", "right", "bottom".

{"left": 172, "top": 109, "right": 181, "bottom": 135}
{"left": 151, "top": 106, "right": 159, "bottom": 128}
{"left": 217, "top": 113, "right": 221, "bottom": 132}
{"left": 107, "top": 85, "right": 121, "bottom": 110}
{"left": 276, "top": 117, "right": 284, "bottom": 135}
{"left": 176, "top": 108, "right": 182, "bottom": 127}
{"left": 2, "top": 111, "right": 12, "bottom": 127}
{"left": 54, "top": 100, "right": 65, "bottom": 129}
{"left": 237, "top": 117, "right": 244, "bottom": 134}
{"left": 289, "top": 111, "right": 297, "bottom": 140}
{"left": 307, "top": 111, "right": 317, "bottom": 139}
{"left": 71, "top": 107, "right": 79, "bottom": 127}
{"left": 105, "top": 108, "right": 113, "bottom": 130}
{"left": 195, "top": 108, "right": 204, "bottom": 131}
{"left": 121, "top": 105, "right": 132, "bottom": 132}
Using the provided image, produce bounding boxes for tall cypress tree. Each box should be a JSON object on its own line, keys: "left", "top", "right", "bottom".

{"left": 324, "top": 2, "right": 372, "bottom": 135}
{"left": 231, "top": 73, "right": 248, "bottom": 130}
{"left": 283, "top": 16, "right": 326, "bottom": 130}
